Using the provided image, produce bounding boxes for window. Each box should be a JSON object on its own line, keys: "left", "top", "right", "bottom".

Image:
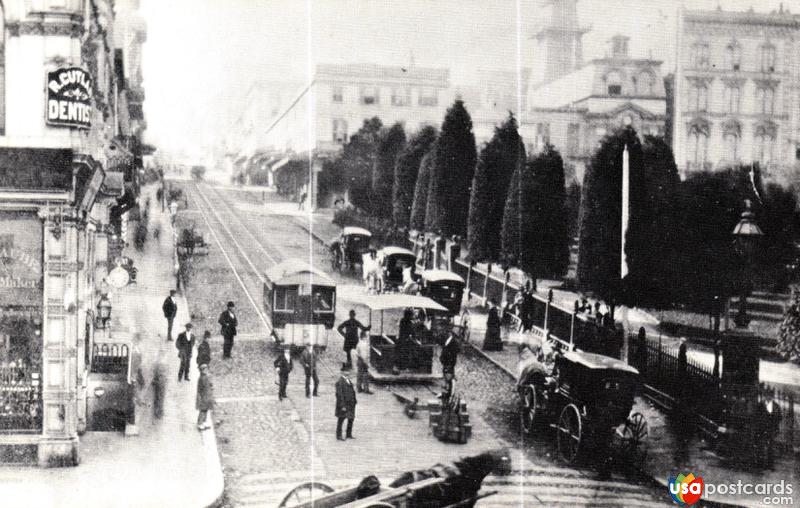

{"left": 567, "top": 123, "right": 580, "bottom": 156}
{"left": 391, "top": 87, "right": 410, "bottom": 107}
{"left": 756, "top": 86, "right": 775, "bottom": 115}
{"left": 332, "top": 86, "right": 343, "bottom": 103}
{"left": 636, "top": 72, "right": 655, "bottom": 95}
{"left": 687, "top": 124, "right": 709, "bottom": 166}
{"left": 723, "top": 133, "right": 739, "bottom": 161}
{"left": 691, "top": 42, "right": 710, "bottom": 69}
{"left": 760, "top": 44, "right": 776, "bottom": 73}
{"left": 725, "top": 42, "right": 742, "bottom": 71}
{"left": 688, "top": 82, "right": 708, "bottom": 112}
{"left": 360, "top": 87, "right": 379, "bottom": 105}
{"left": 332, "top": 118, "right": 348, "bottom": 144}
{"left": 723, "top": 85, "right": 740, "bottom": 114}
{"left": 418, "top": 88, "right": 438, "bottom": 107}
{"left": 534, "top": 123, "right": 550, "bottom": 152}
{"left": 606, "top": 71, "right": 622, "bottom": 96}
{"left": 754, "top": 126, "right": 776, "bottom": 165}
{"left": 274, "top": 287, "right": 298, "bottom": 311}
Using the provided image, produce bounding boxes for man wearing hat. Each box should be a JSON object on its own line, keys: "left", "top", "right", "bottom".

{"left": 197, "top": 330, "right": 212, "bottom": 370}
{"left": 176, "top": 323, "right": 195, "bottom": 382}
{"left": 196, "top": 364, "right": 214, "bottom": 430}
{"left": 218, "top": 301, "right": 238, "bottom": 359}
{"left": 335, "top": 367, "right": 357, "bottom": 441}
{"left": 162, "top": 289, "right": 178, "bottom": 341}
{"left": 300, "top": 342, "right": 319, "bottom": 398}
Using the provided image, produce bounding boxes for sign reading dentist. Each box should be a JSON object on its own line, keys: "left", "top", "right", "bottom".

{"left": 46, "top": 67, "right": 93, "bottom": 129}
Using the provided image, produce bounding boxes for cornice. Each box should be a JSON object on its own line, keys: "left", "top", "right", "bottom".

{"left": 7, "top": 19, "right": 85, "bottom": 38}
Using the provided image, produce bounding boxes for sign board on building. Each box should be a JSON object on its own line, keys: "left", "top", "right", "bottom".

{"left": 46, "top": 67, "right": 93, "bottom": 129}
{"left": 0, "top": 212, "right": 43, "bottom": 308}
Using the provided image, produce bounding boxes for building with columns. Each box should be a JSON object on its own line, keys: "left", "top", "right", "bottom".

{"left": 673, "top": 7, "right": 800, "bottom": 182}
{"left": 0, "top": 0, "right": 146, "bottom": 466}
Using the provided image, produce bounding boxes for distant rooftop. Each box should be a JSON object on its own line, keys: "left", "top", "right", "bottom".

{"left": 684, "top": 7, "right": 800, "bottom": 27}
{"left": 315, "top": 63, "right": 449, "bottom": 88}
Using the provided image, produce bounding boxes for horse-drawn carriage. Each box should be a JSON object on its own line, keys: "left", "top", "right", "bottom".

{"left": 331, "top": 227, "right": 372, "bottom": 273}
{"left": 176, "top": 224, "right": 210, "bottom": 257}
{"left": 263, "top": 260, "right": 336, "bottom": 351}
{"left": 418, "top": 270, "right": 465, "bottom": 316}
{"left": 376, "top": 246, "right": 417, "bottom": 291}
{"left": 517, "top": 344, "right": 648, "bottom": 465}
{"left": 277, "top": 449, "right": 510, "bottom": 507}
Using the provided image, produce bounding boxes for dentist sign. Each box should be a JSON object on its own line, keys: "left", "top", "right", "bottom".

{"left": 46, "top": 67, "right": 93, "bottom": 129}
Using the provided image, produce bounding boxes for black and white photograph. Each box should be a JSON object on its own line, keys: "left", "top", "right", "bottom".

{"left": 0, "top": 0, "right": 798, "bottom": 506}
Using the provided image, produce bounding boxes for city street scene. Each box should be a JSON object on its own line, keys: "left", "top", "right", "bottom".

{"left": 0, "top": 0, "right": 798, "bottom": 507}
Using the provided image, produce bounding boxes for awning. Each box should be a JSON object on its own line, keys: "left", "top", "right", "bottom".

{"left": 0, "top": 148, "right": 73, "bottom": 191}
{"left": 270, "top": 157, "right": 290, "bottom": 173}
{"left": 99, "top": 171, "right": 125, "bottom": 198}
{"left": 338, "top": 286, "right": 447, "bottom": 312}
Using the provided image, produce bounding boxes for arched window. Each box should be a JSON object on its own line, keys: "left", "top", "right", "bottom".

{"left": 760, "top": 43, "right": 776, "bottom": 73}
{"left": 756, "top": 86, "right": 775, "bottom": 115}
{"left": 636, "top": 71, "right": 654, "bottom": 95}
{"left": 688, "top": 81, "right": 709, "bottom": 112}
{"left": 723, "top": 84, "right": 740, "bottom": 114}
{"left": 605, "top": 71, "right": 622, "bottom": 96}
{"left": 725, "top": 41, "right": 742, "bottom": 71}
{"left": 691, "top": 42, "right": 710, "bottom": 69}
{"left": 722, "top": 121, "right": 741, "bottom": 162}
{"left": 687, "top": 122, "right": 709, "bottom": 167}
{"left": 754, "top": 124, "right": 776, "bottom": 165}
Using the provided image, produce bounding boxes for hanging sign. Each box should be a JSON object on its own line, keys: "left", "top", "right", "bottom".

{"left": 46, "top": 67, "right": 93, "bottom": 129}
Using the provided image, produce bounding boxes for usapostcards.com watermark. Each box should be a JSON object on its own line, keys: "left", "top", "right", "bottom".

{"left": 668, "top": 474, "right": 794, "bottom": 506}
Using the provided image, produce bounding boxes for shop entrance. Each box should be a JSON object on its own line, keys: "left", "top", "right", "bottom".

{"left": 0, "top": 313, "right": 42, "bottom": 432}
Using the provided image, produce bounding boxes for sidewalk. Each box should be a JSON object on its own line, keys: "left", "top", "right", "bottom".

{"left": 0, "top": 185, "right": 224, "bottom": 508}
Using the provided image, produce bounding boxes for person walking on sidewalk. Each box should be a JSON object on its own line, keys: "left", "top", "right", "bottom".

{"left": 196, "top": 364, "right": 215, "bottom": 430}
{"left": 355, "top": 331, "right": 372, "bottom": 394}
{"left": 162, "top": 289, "right": 178, "bottom": 341}
{"left": 218, "top": 301, "right": 238, "bottom": 359}
{"left": 197, "top": 330, "right": 211, "bottom": 371}
{"left": 176, "top": 323, "right": 196, "bottom": 382}
{"left": 482, "top": 299, "right": 503, "bottom": 351}
{"left": 300, "top": 343, "right": 319, "bottom": 398}
{"left": 440, "top": 330, "right": 460, "bottom": 377}
{"left": 274, "top": 349, "right": 293, "bottom": 401}
{"left": 335, "top": 367, "right": 357, "bottom": 441}
{"left": 337, "top": 310, "right": 370, "bottom": 370}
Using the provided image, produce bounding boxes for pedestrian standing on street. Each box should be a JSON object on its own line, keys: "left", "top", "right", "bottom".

{"left": 274, "top": 348, "right": 293, "bottom": 401}
{"left": 337, "top": 309, "right": 370, "bottom": 370}
{"left": 176, "top": 323, "right": 195, "bottom": 382}
{"left": 196, "top": 364, "right": 215, "bottom": 430}
{"left": 335, "top": 367, "right": 357, "bottom": 441}
{"left": 482, "top": 299, "right": 503, "bottom": 351}
{"left": 197, "top": 330, "right": 211, "bottom": 371}
{"left": 169, "top": 200, "right": 178, "bottom": 225}
{"left": 356, "top": 331, "right": 372, "bottom": 394}
{"left": 440, "top": 330, "right": 460, "bottom": 377}
{"left": 151, "top": 352, "right": 168, "bottom": 421}
{"left": 218, "top": 301, "right": 238, "bottom": 359}
{"left": 162, "top": 289, "right": 178, "bottom": 341}
{"left": 300, "top": 343, "right": 319, "bottom": 398}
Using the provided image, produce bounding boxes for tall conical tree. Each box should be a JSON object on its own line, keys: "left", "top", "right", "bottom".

{"left": 393, "top": 126, "right": 437, "bottom": 228}
{"left": 426, "top": 100, "right": 477, "bottom": 236}
{"left": 519, "top": 144, "right": 569, "bottom": 279}
{"left": 500, "top": 159, "right": 523, "bottom": 265}
{"left": 467, "top": 114, "right": 524, "bottom": 262}
{"left": 777, "top": 287, "right": 800, "bottom": 364}
{"left": 342, "top": 117, "right": 382, "bottom": 212}
{"left": 410, "top": 148, "right": 435, "bottom": 231}
{"left": 372, "top": 123, "right": 406, "bottom": 218}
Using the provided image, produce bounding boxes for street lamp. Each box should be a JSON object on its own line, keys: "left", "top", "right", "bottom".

{"left": 731, "top": 199, "right": 764, "bottom": 328}
{"left": 96, "top": 293, "right": 112, "bottom": 330}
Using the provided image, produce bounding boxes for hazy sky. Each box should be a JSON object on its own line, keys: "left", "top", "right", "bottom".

{"left": 141, "top": 0, "right": 798, "bottom": 157}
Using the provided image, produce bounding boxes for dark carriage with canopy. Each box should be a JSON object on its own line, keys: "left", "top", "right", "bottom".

{"left": 330, "top": 226, "right": 372, "bottom": 273}
{"left": 376, "top": 246, "right": 417, "bottom": 291}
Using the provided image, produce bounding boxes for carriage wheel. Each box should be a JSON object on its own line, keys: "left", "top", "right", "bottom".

{"left": 556, "top": 404, "right": 583, "bottom": 464}
{"left": 619, "top": 412, "right": 648, "bottom": 465}
{"left": 520, "top": 384, "right": 541, "bottom": 434}
{"left": 277, "top": 481, "right": 335, "bottom": 507}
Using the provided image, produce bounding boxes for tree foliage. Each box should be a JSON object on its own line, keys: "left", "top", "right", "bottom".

{"left": 372, "top": 123, "right": 406, "bottom": 219}
{"left": 778, "top": 287, "right": 800, "bottom": 364}
{"left": 426, "top": 100, "right": 477, "bottom": 236}
{"left": 467, "top": 114, "right": 523, "bottom": 262}
{"left": 410, "top": 148, "right": 435, "bottom": 231}
{"left": 393, "top": 126, "right": 437, "bottom": 229}
{"left": 342, "top": 117, "right": 382, "bottom": 212}
{"left": 500, "top": 159, "right": 522, "bottom": 266}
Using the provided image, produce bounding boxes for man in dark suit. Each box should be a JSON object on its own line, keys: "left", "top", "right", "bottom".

{"left": 337, "top": 309, "right": 370, "bottom": 370}
{"left": 197, "top": 330, "right": 211, "bottom": 370}
{"left": 162, "top": 290, "right": 178, "bottom": 341}
{"left": 440, "top": 331, "right": 460, "bottom": 376}
{"left": 335, "top": 368, "right": 357, "bottom": 440}
{"left": 176, "top": 323, "right": 195, "bottom": 382}
{"left": 300, "top": 343, "right": 319, "bottom": 398}
{"left": 274, "top": 349, "right": 293, "bottom": 400}
{"left": 218, "top": 301, "right": 238, "bottom": 359}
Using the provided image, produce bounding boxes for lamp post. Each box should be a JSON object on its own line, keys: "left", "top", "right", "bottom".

{"left": 96, "top": 293, "right": 112, "bottom": 331}
{"left": 731, "top": 199, "right": 764, "bottom": 329}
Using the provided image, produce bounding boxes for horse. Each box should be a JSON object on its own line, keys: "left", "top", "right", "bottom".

{"left": 386, "top": 448, "right": 511, "bottom": 507}
{"left": 362, "top": 251, "right": 382, "bottom": 293}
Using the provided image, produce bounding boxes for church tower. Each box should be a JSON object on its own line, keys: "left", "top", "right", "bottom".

{"left": 534, "top": 0, "right": 589, "bottom": 83}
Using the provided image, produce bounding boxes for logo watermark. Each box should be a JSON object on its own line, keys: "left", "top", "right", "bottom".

{"left": 668, "top": 473, "right": 794, "bottom": 506}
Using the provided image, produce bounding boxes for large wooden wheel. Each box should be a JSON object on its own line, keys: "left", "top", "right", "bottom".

{"left": 277, "top": 481, "right": 335, "bottom": 507}
{"left": 619, "top": 412, "right": 648, "bottom": 465}
{"left": 556, "top": 404, "right": 583, "bottom": 464}
{"left": 520, "top": 384, "right": 541, "bottom": 434}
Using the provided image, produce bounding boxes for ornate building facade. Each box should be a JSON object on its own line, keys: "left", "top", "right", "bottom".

{"left": 673, "top": 7, "right": 800, "bottom": 181}
{"left": 0, "top": 0, "right": 146, "bottom": 466}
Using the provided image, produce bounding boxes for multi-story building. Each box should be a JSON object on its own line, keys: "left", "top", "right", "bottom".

{"left": 673, "top": 6, "right": 800, "bottom": 181}
{"left": 0, "top": 0, "right": 146, "bottom": 466}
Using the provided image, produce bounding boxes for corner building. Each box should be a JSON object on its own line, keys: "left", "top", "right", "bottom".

{"left": 0, "top": 0, "right": 146, "bottom": 466}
